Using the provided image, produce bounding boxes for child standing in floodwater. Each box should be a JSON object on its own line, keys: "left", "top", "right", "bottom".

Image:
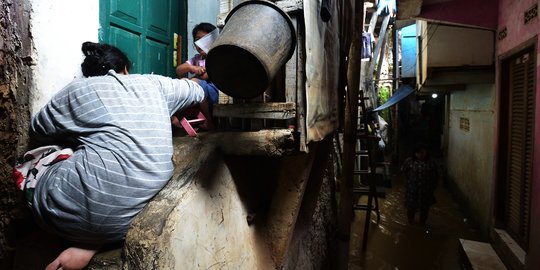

{"left": 401, "top": 143, "right": 439, "bottom": 225}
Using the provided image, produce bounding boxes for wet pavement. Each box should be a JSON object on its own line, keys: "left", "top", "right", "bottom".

{"left": 348, "top": 175, "right": 483, "bottom": 270}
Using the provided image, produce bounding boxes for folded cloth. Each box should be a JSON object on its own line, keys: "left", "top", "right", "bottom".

{"left": 13, "top": 145, "right": 73, "bottom": 205}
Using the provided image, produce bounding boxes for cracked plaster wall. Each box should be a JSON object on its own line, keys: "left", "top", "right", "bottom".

{"left": 1, "top": 0, "right": 99, "bottom": 261}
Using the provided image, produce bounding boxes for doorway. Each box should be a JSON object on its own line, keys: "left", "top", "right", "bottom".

{"left": 99, "top": 0, "right": 187, "bottom": 77}
{"left": 496, "top": 45, "right": 536, "bottom": 250}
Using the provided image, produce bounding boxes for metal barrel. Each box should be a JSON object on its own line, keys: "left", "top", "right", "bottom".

{"left": 206, "top": 0, "right": 296, "bottom": 99}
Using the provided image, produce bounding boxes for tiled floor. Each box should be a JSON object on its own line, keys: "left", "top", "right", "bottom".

{"left": 349, "top": 175, "right": 483, "bottom": 270}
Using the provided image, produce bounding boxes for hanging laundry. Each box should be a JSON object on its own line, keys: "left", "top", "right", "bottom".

{"left": 377, "top": 0, "right": 397, "bottom": 16}
{"left": 362, "top": 32, "right": 373, "bottom": 59}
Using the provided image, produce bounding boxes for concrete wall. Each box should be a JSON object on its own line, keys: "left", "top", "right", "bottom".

{"left": 0, "top": 0, "right": 32, "bottom": 261}
{"left": 427, "top": 25, "right": 494, "bottom": 68}
{"left": 109, "top": 137, "right": 335, "bottom": 269}
{"left": 125, "top": 140, "right": 276, "bottom": 269}
{"left": 2, "top": 0, "right": 99, "bottom": 263}
{"left": 417, "top": 21, "right": 428, "bottom": 86}
{"left": 28, "top": 0, "right": 99, "bottom": 114}
{"left": 186, "top": 0, "right": 220, "bottom": 60}
{"left": 447, "top": 83, "right": 495, "bottom": 235}
{"left": 1, "top": 0, "right": 96, "bottom": 262}
{"left": 497, "top": 0, "right": 540, "bottom": 268}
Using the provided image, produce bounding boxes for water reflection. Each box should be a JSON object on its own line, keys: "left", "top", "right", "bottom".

{"left": 349, "top": 176, "right": 482, "bottom": 270}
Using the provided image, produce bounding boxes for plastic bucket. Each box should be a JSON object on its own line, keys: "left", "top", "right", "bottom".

{"left": 206, "top": 0, "right": 296, "bottom": 99}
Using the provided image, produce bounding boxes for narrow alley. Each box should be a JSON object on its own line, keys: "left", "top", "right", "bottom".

{"left": 349, "top": 175, "right": 485, "bottom": 270}
{"left": 2, "top": 0, "right": 540, "bottom": 269}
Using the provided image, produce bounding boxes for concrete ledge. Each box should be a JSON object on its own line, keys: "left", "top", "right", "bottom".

{"left": 213, "top": 102, "right": 296, "bottom": 119}
{"left": 123, "top": 140, "right": 275, "bottom": 269}
{"left": 460, "top": 239, "right": 507, "bottom": 270}
{"left": 197, "top": 129, "right": 297, "bottom": 156}
{"left": 491, "top": 229, "right": 525, "bottom": 270}
{"left": 87, "top": 134, "right": 322, "bottom": 269}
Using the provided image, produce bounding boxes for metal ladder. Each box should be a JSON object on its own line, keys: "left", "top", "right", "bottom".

{"left": 352, "top": 90, "right": 382, "bottom": 251}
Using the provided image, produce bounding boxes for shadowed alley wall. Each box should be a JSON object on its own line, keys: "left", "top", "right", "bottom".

{"left": 0, "top": 0, "right": 32, "bottom": 262}
{"left": 1, "top": 0, "right": 99, "bottom": 262}
{"left": 447, "top": 83, "right": 495, "bottom": 236}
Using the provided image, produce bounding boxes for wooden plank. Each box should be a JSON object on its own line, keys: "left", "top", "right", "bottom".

{"left": 213, "top": 102, "right": 296, "bottom": 119}
{"left": 296, "top": 16, "right": 307, "bottom": 152}
{"left": 249, "top": 91, "right": 266, "bottom": 130}
{"left": 336, "top": 2, "right": 363, "bottom": 268}
{"left": 199, "top": 129, "right": 296, "bottom": 156}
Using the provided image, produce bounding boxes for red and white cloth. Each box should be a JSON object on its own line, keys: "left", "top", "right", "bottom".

{"left": 13, "top": 145, "right": 73, "bottom": 194}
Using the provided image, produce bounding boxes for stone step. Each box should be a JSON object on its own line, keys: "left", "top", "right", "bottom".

{"left": 460, "top": 239, "right": 507, "bottom": 270}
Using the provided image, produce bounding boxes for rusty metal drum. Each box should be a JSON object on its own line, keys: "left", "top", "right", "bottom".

{"left": 206, "top": 0, "right": 296, "bottom": 99}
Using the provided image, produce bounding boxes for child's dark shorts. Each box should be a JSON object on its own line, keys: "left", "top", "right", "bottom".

{"left": 198, "top": 80, "right": 219, "bottom": 105}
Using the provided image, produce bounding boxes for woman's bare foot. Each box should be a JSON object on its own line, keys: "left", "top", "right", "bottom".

{"left": 45, "top": 246, "right": 99, "bottom": 270}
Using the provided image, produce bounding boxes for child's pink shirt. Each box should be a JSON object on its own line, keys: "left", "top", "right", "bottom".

{"left": 186, "top": 54, "right": 205, "bottom": 68}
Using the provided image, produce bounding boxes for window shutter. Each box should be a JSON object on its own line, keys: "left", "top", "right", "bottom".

{"left": 506, "top": 50, "right": 535, "bottom": 249}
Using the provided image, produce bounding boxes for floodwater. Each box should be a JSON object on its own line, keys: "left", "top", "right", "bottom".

{"left": 348, "top": 176, "right": 482, "bottom": 270}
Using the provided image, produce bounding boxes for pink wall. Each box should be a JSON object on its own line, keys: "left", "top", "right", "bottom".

{"left": 497, "top": 0, "right": 540, "bottom": 268}
{"left": 497, "top": 0, "right": 539, "bottom": 54}
{"left": 420, "top": 0, "right": 498, "bottom": 30}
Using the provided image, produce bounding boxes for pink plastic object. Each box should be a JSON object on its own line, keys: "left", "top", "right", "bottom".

{"left": 180, "top": 111, "right": 207, "bottom": 137}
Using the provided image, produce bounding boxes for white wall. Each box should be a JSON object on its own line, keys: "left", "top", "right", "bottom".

{"left": 186, "top": 0, "right": 220, "bottom": 60}
{"left": 29, "top": 0, "right": 99, "bottom": 114}
{"left": 427, "top": 24, "right": 494, "bottom": 67}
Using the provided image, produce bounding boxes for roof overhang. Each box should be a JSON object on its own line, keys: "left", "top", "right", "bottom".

{"left": 418, "top": 67, "right": 495, "bottom": 94}
{"left": 397, "top": 0, "right": 498, "bottom": 30}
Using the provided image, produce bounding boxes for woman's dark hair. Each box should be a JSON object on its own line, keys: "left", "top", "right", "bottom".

{"left": 192, "top": 22, "right": 216, "bottom": 39}
{"left": 81, "top": 42, "right": 131, "bottom": 77}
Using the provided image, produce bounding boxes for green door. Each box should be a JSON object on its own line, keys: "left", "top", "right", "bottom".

{"left": 99, "top": 0, "right": 187, "bottom": 77}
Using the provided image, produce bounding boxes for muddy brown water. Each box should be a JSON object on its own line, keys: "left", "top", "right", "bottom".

{"left": 349, "top": 176, "right": 481, "bottom": 270}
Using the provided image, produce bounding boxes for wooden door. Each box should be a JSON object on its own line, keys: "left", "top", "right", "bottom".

{"left": 99, "top": 0, "right": 186, "bottom": 77}
{"left": 498, "top": 46, "right": 536, "bottom": 250}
